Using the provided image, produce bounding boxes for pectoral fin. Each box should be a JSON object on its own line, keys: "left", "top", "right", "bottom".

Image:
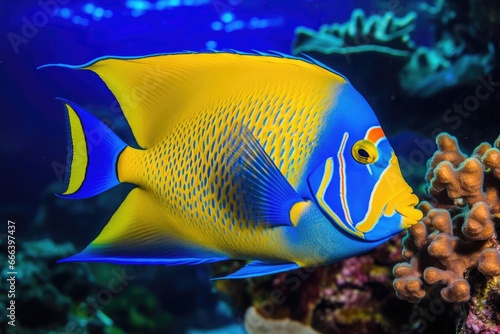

{"left": 211, "top": 261, "right": 301, "bottom": 280}
{"left": 226, "top": 123, "right": 307, "bottom": 227}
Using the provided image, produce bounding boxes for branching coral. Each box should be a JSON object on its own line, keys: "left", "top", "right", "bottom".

{"left": 292, "top": 9, "right": 417, "bottom": 101}
{"left": 393, "top": 133, "right": 500, "bottom": 308}
{"left": 294, "top": 4, "right": 497, "bottom": 98}
{"left": 216, "top": 237, "right": 458, "bottom": 334}
{"left": 293, "top": 9, "right": 416, "bottom": 57}
{"left": 399, "top": 0, "right": 497, "bottom": 97}
{"left": 399, "top": 46, "right": 495, "bottom": 98}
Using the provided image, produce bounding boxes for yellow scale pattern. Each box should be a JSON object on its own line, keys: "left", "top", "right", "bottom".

{"left": 113, "top": 55, "right": 345, "bottom": 261}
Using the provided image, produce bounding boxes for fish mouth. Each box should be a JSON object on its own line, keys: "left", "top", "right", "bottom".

{"left": 385, "top": 186, "right": 423, "bottom": 228}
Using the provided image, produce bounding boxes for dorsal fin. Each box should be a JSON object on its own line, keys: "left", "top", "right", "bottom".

{"left": 40, "top": 52, "right": 346, "bottom": 148}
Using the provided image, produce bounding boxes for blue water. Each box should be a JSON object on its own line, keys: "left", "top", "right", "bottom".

{"left": 1, "top": 1, "right": 497, "bottom": 333}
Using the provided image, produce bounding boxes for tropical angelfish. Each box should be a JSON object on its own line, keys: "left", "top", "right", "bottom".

{"left": 45, "top": 52, "right": 423, "bottom": 279}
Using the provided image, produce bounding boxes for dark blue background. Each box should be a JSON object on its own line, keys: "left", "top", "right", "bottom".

{"left": 0, "top": 0, "right": 361, "bottom": 215}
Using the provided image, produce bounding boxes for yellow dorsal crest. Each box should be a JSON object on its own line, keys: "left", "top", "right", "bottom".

{"left": 80, "top": 52, "right": 345, "bottom": 148}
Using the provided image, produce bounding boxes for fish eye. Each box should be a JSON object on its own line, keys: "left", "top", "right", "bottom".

{"left": 358, "top": 148, "right": 369, "bottom": 158}
{"left": 352, "top": 140, "right": 378, "bottom": 164}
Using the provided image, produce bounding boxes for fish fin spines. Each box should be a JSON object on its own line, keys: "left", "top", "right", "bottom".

{"left": 226, "top": 123, "right": 305, "bottom": 227}
{"left": 38, "top": 50, "right": 347, "bottom": 79}
{"left": 59, "top": 188, "right": 227, "bottom": 265}
{"left": 57, "top": 99, "right": 127, "bottom": 199}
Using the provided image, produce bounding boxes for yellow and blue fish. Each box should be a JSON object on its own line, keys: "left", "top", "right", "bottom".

{"left": 44, "top": 52, "right": 423, "bottom": 279}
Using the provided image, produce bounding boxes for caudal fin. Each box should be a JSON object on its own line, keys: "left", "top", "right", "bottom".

{"left": 58, "top": 99, "right": 127, "bottom": 199}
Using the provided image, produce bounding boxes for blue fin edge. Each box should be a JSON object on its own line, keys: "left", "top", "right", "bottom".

{"left": 58, "top": 253, "right": 228, "bottom": 266}
{"left": 211, "top": 261, "right": 301, "bottom": 280}
{"left": 37, "top": 50, "right": 349, "bottom": 81}
{"left": 56, "top": 98, "right": 127, "bottom": 199}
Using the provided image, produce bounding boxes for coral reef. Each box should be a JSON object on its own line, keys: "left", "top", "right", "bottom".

{"left": 403, "top": 0, "right": 497, "bottom": 97}
{"left": 399, "top": 46, "right": 494, "bottom": 98}
{"left": 393, "top": 133, "right": 500, "bottom": 332}
{"left": 245, "top": 306, "right": 320, "bottom": 334}
{"left": 0, "top": 238, "right": 176, "bottom": 334}
{"left": 292, "top": 9, "right": 416, "bottom": 100}
{"left": 293, "top": 4, "right": 498, "bottom": 98}
{"left": 214, "top": 236, "right": 458, "bottom": 334}
{"left": 100, "top": 284, "right": 173, "bottom": 333}
{"left": 293, "top": 9, "right": 416, "bottom": 57}
{"left": 400, "top": 0, "right": 497, "bottom": 98}
{"left": 0, "top": 238, "right": 110, "bottom": 334}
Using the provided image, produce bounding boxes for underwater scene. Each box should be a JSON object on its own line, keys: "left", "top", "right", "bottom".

{"left": 2, "top": 0, "right": 500, "bottom": 333}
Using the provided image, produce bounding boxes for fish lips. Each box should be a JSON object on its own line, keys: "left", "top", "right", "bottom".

{"left": 395, "top": 193, "right": 423, "bottom": 227}
{"left": 359, "top": 190, "right": 423, "bottom": 241}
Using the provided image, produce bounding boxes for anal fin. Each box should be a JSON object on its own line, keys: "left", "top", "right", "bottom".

{"left": 211, "top": 261, "right": 300, "bottom": 280}
{"left": 60, "top": 188, "right": 227, "bottom": 265}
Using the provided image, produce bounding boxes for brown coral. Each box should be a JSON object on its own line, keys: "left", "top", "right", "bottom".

{"left": 393, "top": 133, "right": 500, "bottom": 304}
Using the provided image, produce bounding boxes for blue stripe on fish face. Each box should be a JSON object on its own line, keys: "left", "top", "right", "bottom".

{"left": 308, "top": 83, "right": 412, "bottom": 241}
{"left": 341, "top": 134, "right": 392, "bottom": 225}
{"left": 313, "top": 154, "right": 364, "bottom": 238}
